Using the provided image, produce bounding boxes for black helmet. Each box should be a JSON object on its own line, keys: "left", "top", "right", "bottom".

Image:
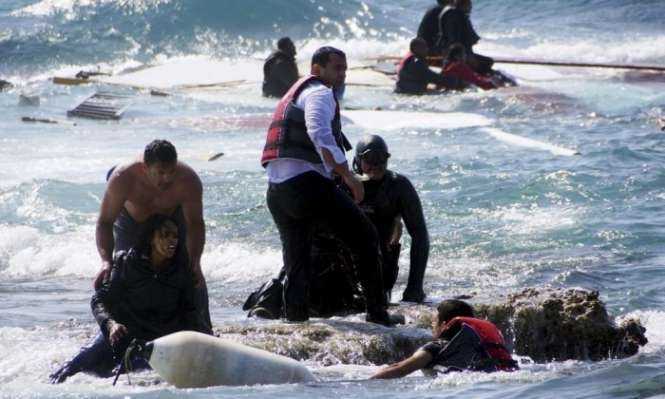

{"left": 353, "top": 135, "right": 391, "bottom": 174}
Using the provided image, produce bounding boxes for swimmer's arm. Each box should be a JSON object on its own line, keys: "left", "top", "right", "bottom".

{"left": 370, "top": 350, "right": 433, "bottom": 379}
{"left": 182, "top": 172, "right": 205, "bottom": 281}
{"left": 95, "top": 169, "right": 129, "bottom": 286}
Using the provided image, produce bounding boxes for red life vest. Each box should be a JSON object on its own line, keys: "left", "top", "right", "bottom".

{"left": 261, "top": 75, "right": 350, "bottom": 168}
{"left": 442, "top": 316, "right": 517, "bottom": 370}
{"left": 396, "top": 52, "right": 414, "bottom": 75}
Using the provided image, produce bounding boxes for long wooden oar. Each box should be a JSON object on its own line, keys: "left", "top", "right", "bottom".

{"left": 492, "top": 58, "right": 665, "bottom": 72}
{"left": 364, "top": 55, "right": 665, "bottom": 72}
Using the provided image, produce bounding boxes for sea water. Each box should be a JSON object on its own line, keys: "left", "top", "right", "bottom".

{"left": 1, "top": 1, "right": 665, "bottom": 398}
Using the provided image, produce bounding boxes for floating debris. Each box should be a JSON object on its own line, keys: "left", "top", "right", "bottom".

{"left": 67, "top": 91, "right": 133, "bottom": 120}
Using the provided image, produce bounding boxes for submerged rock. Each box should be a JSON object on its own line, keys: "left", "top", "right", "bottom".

{"left": 213, "top": 287, "right": 647, "bottom": 366}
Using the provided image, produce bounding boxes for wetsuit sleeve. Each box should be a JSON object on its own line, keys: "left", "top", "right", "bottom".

{"left": 303, "top": 87, "right": 347, "bottom": 170}
{"left": 91, "top": 253, "right": 127, "bottom": 337}
{"left": 396, "top": 176, "right": 430, "bottom": 296}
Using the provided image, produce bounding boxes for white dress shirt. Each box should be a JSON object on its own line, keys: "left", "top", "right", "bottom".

{"left": 266, "top": 81, "right": 347, "bottom": 183}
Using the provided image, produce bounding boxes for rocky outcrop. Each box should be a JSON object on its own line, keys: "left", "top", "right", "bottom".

{"left": 213, "top": 287, "right": 647, "bottom": 366}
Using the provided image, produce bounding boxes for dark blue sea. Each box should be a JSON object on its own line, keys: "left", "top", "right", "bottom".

{"left": 1, "top": 1, "right": 665, "bottom": 398}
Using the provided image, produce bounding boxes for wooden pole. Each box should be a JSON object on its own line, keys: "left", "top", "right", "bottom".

{"left": 363, "top": 55, "right": 665, "bottom": 72}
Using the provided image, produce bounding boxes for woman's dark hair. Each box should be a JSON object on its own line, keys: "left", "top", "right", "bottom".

{"left": 436, "top": 299, "right": 475, "bottom": 325}
{"left": 135, "top": 214, "right": 183, "bottom": 262}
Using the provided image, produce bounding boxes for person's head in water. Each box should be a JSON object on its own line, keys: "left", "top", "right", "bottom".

{"left": 354, "top": 135, "right": 391, "bottom": 181}
{"left": 144, "top": 139, "right": 177, "bottom": 191}
{"left": 277, "top": 37, "right": 296, "bottom": 58}
{"left": 136, "top": 214, "right": 180, "bottom": 267}
{"left": 311, "top": 46, "right": 347, "bottom": 89}
{"left": 432, "top": 299, "right": 475, "bottom": 338}
{"left": 410, "top": 37, "right": 429, "bottom": 59}
{"left": 446, "top": 43, "right": 467, "bottom": 63}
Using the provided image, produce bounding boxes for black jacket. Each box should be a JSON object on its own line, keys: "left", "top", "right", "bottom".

{"left": 360, "top": 171, "right": 429, "bottom": 297}
{"left": 262, "top": 50, "right": 299, "bottom": 98}
{"left": 396, "top": 54, "right": 453, "bottom": 94}
{"left": 437, "top": 7, "right": 480, "bottom": 53}
{"left": 91, "top": 249, "right": 211, "bottom": 342}
{"left": 417, "top": 5, "right": 444, "bottom": 54}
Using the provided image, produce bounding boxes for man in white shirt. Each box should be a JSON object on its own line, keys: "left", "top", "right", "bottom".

{"left": 260, "top": 46, "right": 398, "bottom": 326}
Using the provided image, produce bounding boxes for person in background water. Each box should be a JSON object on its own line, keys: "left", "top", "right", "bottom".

{"left": 417, "top": 0, "right": 450, "bottom": 56}
{"left": 261, "top": 46, "right": 400, "bottom": 326}
{"left": 262, "top": 37, "right": 300, "bottom": 98}
{"left": 436, "top": 0, "right": 494, "bottom": 74}
{"left": 50, "top": 215, "right": 211, "bottom": 383}
{"left": 441, "top": 43, "right": 500, "bottom": 90}
{"left": 371, "top": 299, "right": 518, "bottom": 379}
{"left": 395, "top": 38, "right": 456, "bottom": 95}
{"left": 353, "top": 135, "right": 429, "bottom": 303}
{"left": 95, "top": 139, "right": 211, "bottom": 331}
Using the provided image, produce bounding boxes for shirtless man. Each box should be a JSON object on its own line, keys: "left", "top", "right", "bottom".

{"left": 94, "top": 139, "right": 211, "bottom": 329}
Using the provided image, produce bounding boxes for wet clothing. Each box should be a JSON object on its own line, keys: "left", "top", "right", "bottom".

{"left": 92, "top": 249, "right": 211, "bottom": 342}
{"left": 262, "top": 50, "right": 299, "bottom": 98}
{"left": 245, "top": 171, "right": 429, "bottom": 317}
{"left": 360, "top": 171, "right": 429, "bottom": 302}
{"left": 437, "top": 6, "right": 479, "bottom": 54}
{"left": 262, "top": 74, "right": 386, "bottom": 322}
{"left": 437, "top": 6, "right": 494, "bottom": 74}
{"left": 106, "top": 167, "right": 212, "bottom": 331}
{"left": 442, "top": 61, "right": 497, "bottom": 90}
{"left": 421, "top": 317, "right": 518, "bottom": 373}
{"left": 266, "top": 171, "right": 387, "bottom": 321}
{"left": 417, "top": 5, "right": 445, "bottom": 55}
{"left": 262, "top": 75, "right": 351, "bottom": 176}
{"left": 395, "top": 53, "right": 456, "bottom": 95}
{"left": 50, "top": 249, "right": 210, "bottom": 383}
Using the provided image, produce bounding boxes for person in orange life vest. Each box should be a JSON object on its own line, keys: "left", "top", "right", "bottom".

{"left": 395, "top": 38, "right": 457, "bottom": 95}
{"left": 370, "top": 299, "right": 518, "bottom": 379}
{"left": 441, "top": 43, "right": 501, "bottom": 91}
{"left": 261, "top": 46, "right": 400, "bottom": 326}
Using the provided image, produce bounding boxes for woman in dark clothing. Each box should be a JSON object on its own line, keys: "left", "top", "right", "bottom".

{"left": 50, "top": 215, "right": 211, "bottom": 383}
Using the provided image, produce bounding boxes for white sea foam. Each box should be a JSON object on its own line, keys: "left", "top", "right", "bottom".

{"left": 618, "top": 310, "right": 665, "bottom": 354}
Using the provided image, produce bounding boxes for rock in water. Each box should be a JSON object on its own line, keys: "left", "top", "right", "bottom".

{"left": 214, "top": 287, "right": 646, "bottom": 366}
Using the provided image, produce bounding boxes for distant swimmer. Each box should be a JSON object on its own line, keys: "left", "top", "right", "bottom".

{"left": 50, "top": 215, "right": 212, "bottom": 383}
{"left": 436, "top": 0, "right": 494, "bottom": 74}
{"left": 95, "top": 139, "right": 211, "bottom": 330}
{"left": 441, "top": 43, "right": 501, "bottom": 90}
{"left": 261, "top": 46, "right": 400, "bottom": 326}
{"left": 245, "top": 135, "right": 430, "bottom": 318}
{"left": 395, "top": 38, "right": 457, "bottom": 95}
{"left": 417, "top": 0, "right": 450, "bottom": 56}
{"left": 370, "top": 299, "right": 518, "bottom": 379}
{"left": 262, "top": 37, "right": 300, "bottom": 98}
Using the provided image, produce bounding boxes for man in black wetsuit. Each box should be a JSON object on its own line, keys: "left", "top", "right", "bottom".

{"left": 437, "top": 0, "right": 494, "bottom": 74}
{"left": 353, "top": 135, "right": 429, "bottom": 303}
{"left": 244, "top": 135, "right": 429, "bottom": 318}
{"left": 395, "top": 37, "right": 455, "bottom": 95}
{"left": 262, "top": 37, "right": 300, "bottom": 98}
{"left": 417, "top": 0, "right": 450, "bottom": 56}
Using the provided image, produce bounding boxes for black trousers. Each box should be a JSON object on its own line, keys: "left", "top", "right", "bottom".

{"left": 267, "top": 172, "right": 387, "bottom": 321}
